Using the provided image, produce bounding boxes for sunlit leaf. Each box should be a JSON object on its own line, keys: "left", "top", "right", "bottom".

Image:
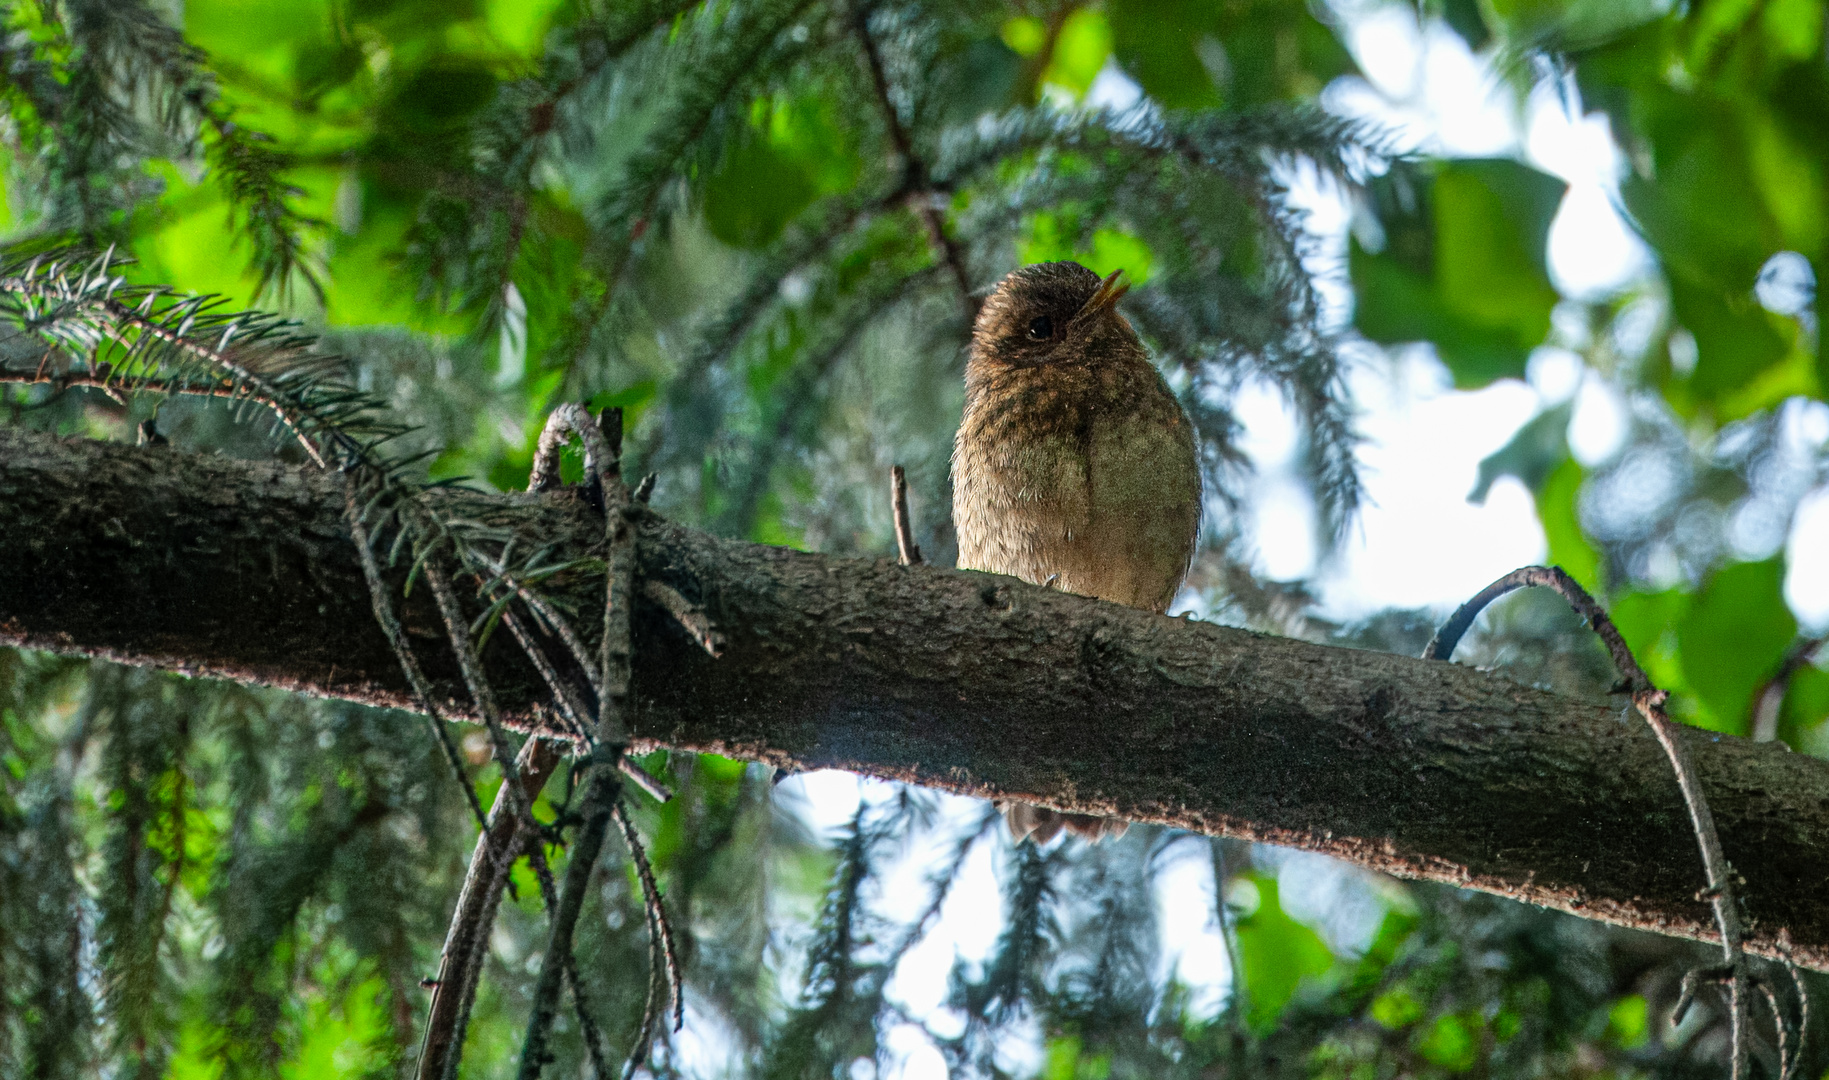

{"left": 1676, "top": 557, "right": 1797, "bottom": 732}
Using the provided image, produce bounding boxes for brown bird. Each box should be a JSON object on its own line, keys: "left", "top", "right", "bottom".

{"left": 951, "top": 261, "right": 1202, "bottom": 845}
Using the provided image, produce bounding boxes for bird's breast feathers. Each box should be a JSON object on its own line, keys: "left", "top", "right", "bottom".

{"left": 953, "top": 373, "right": 1199, "bottom": 612}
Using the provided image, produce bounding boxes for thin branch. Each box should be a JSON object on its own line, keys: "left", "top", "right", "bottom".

{"left": 642, "top": 579, "right": 724, "bottom": 657}
{"left": 501, "top": 607, "right": 595, "bottom": 747}
{"left": 1751, "top": 637, "right": 1824, "bottom": 743}
{"left": 500, "top": 602, "right": 674, "bottom": 802}
{"left": 1426, "top": 564, "right": 1752, "bottom": 1079}
{"left": 1784, "top": 955, "right": 1810, "bottom": 1080}
{"left": 1210, "top": 838, "right": 1248, "bottom": 1029}
{"left": 422, "top": 555, "right": 562, "bottom": 912}
{"left": 342, "top": 479, "right": 490, "bottom": 834}
{"left": 529, "top": 403, "right": 614, "bottom": 494}
{"left": 417, "top": 737, "right": 564, "bottom": 1080}
{"left": 890, "top": 464, "right": 923, "bottom": 566}
{"left": 517, "top": 769, "right": 620, "bottom": 1080}
{"left": 615, "top": 798, "right": 684, "bottom": 1040}
{"left": 1756, "top": 975, "right": 1793, "bottom": 1080}
{"left": 478, "top": 555, "right": 603, "bottom": 700}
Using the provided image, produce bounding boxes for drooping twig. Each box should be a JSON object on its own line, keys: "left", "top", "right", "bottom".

{"left": 517, "top": 769, "right": 621, "bottom": 1080}
{"left": 500, "top": 605, "right": 674, "bottom": 802}
{"left": 342, "top": 478, "right": 490, "bottom": 834}
{"left": 1783, "top": 954, "right": 1810, "bottom": 1080}
{"left": 516, "top": 403, "right": 685, "bottom": 1080}
{"left": 422, "top": 555, "right": 562, "bottom": 910}
{"left": 1755, "top": 975, "right": 1793, "bottom": 1080}
{"left": 417, "top": 737, "right": 564, "bottom": 1080}
{"left": 501, "top": 607, "right": 595, "bottom": 747}
{"left": 1210, "top": 837, "right": 1249, "bottom": 1031}
{"left": 890, "top": 464, "right": 923, "bottom": 566}
{"left": 1751, "top": 637, "right": 1824, "bottom": 742}
{"left": 478, "top": 554, "right": 603, "bottom": 699}
{"left": 1425, "top": 565, "right": 1752, "bottom": 1078}
{"left": 615, "top": 798, "right": 685, "bottom": 1051}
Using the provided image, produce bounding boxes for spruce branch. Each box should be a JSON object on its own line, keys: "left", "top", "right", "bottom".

{"left": 46, "top": 0, "right": 322, "bottom": 297}
{"left": 848, "top": 0, "right": 977, "bottom": 320}
{"left": 0, "top": 250, "right": 408, "bottom": 468}
{"left": 567, "top": 0, "right": 822, "bottom": 368}
{"left": 720, "top": 264, "right": 939, "bottom": 536}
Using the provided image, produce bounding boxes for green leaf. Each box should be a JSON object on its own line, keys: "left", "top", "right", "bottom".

{"left": 1108, "top": 0, "right": 1355, "bottom": 109}
{"left": 1234, "top": 875, "right": 1334, "bottom": 1032}
{"left": 1019, "top": 216, "right": 1155, "bottom": 284}
{"left": 1780, "top": 663, "right": 1829, "bottom": 749}
{"left": 1370, "top": 987, "right": 1424, "bottom": 1029}
{"left": 1106, "top": 0, "right": 1223, "bottom": 109}
{"left": 1609, "top": 994, "right": 1651, "bottom": 1048}
{"left": 1041, "top": 9, "right": 1112, "bottom": 98}
{"left": 386, "top": 60, "right": 500, "bottom": 135}
{"left": 1471, "top": 400, "right": 1572, "bottom": 503}
{"left": 1676, "top": 558, "right": 1797, "bottom": 732}
{"left": 1610, "top": 588, "right": 1691, "bottom": 694}
{"left": 1351, "top": 159, "right": 1567, "bottom": 388}
{"left": 1002, "top": 15, "right": 1048, "bottom": 57}
{"left": 703, "top": 96, "right": 859, "bottom": 250}
{"left": 1668, "top": 271, "right": 1791, "bottom": 406}
{"left": 1415, "top": 1011, "right": 1483, "bottom": 1072}
{"left": 1534, "top": 458, "right": 1602, "bottom": 593}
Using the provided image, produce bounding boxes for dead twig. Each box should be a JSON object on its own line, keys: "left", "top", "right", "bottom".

{"left": 516, "top": 769, "right": 620, "bottom": 1080}
{"left": 501, "top": 607, "right": 595, "bottom": 747}
{"left": 1425, "top": 565, "right": 1754, "bottom": 1079}
{"left": 890, "top": 464, "right": 923, "bottom": 566}
{"left": 423, "top": 556, "right": 559, "bottom": 901}
{"left": 643, "top": 579, "right": 724, "bottom": 657}
{"left": 417, "top": 737, "right": 564, "bottom": 1080}
{"left": 615, "top": 796, "right": 685, "bottom": 1073}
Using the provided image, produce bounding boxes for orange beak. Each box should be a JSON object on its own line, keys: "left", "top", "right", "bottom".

{"left": 1075, "top": 269, "right": 1131, "bottom": 324}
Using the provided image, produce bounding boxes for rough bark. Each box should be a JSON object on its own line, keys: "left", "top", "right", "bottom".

{"left": 5, "top": 428, "right": 1829, "bottom": 969}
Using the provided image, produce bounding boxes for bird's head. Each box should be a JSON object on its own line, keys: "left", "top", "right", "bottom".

{"left": 970, "top": 261, "right": 1140, "bottom": 369}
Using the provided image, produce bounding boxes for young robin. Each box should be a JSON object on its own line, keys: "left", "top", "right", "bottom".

{"left": 952, "top": 260, "right": 1202, "bottom": 844}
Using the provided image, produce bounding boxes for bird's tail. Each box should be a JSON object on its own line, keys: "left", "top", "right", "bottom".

{"left": 999, "top": 801, "right": 1129, "bottom": 845}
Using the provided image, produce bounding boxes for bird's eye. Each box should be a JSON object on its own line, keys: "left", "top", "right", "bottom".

{"left": 1026, "top": 315, "right": 1053, "bottom": 340}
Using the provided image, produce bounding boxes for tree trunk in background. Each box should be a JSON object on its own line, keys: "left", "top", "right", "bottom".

{"left": 5, "top": 428, "right": 1828, "bottom": 969}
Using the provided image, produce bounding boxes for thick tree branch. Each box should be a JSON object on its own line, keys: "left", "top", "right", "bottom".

{"left": 6, "top": 428, "right": 1829, "bottom": 969}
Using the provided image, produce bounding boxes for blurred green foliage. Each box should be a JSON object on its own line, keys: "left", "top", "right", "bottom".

{"left": 1352, "top": 159, "right": 1566, "bottom": 388}
{"left": 0, "top": 0, "right": 1827, "bottom": 1076}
